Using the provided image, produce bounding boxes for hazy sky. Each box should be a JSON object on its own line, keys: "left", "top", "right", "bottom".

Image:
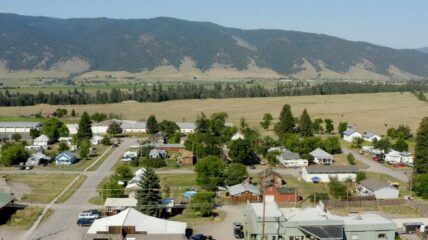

{"left": 1, "top": 0, "right": 427, "bottom": 49}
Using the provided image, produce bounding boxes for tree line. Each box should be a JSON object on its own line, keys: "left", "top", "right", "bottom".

{"left": 1, "top": 81, "right": 428, "bottom": 106}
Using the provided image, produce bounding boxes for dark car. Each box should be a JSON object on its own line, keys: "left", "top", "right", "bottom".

{"left": 189, "top": 234, "right": 206, "bottom": 240}
{"left": 233, "top": 222, "right": 244, "bottom": 239}
{"left": 76, "top": 218, "right": 94, "bottom": 226}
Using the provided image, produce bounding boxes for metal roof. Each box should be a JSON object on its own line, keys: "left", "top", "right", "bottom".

{"left": 299, "top": 225, "right": 343, "bottom": 240}
{"left": 0, "top": 192, "right": 13, "bottom": 209}
{"left": 0, "top": 122, "right": 41, "bottom": 128}
{"left": 121, "top": 121, "right": 147, "bottom": 129}
{"left": 359, "top": 178, "right": 394, "bottom": 192}
{"left": 342, "top": 128, "right": 357, "bottom": 136}
{"left": 305, "top": 165, "right": 358, "bottom": 174}
{"left": 176, "top": 122, "right": 196, "bottom": 129}
{"left": 309, "top": 148, "right": 332, "bottom": 158}
{"left": 363, "top": 132, "right": 378, "bottom": 138}
{"left": 227, "top": 183, "right": 260, "bottom": 196}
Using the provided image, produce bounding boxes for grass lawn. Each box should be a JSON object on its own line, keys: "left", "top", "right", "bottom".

{"left": 333, "top": 153, "right": 369, "bottom": 170}
{"left": 159, "top": 173, "right": 197, "bottom": 199}
{"left": 5, "top": 207, "right": 42, "bottom": 230}
{"left": 86, "top": 146, "right": 114, "bottom": 171}
{"left": 42, "top": 145, "right": 109, "bottom": 171}
{"left": 55, "top": 175, "right": 87, "bottom": 203}
{"left": 5, "top": 173, "right": 78, "bottom": 203}
{"left": 169, "top": 209, "right": 226, "bottom": 229}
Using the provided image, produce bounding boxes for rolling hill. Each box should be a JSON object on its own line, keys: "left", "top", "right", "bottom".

{"left": 418, "top": 47, "right": 428, "bottom": 54}
{"left": 1, "top": 13, "right": 428, "bottom": 81}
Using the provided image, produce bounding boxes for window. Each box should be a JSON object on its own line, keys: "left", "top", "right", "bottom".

{"left": 351, "top": 234, "right": 359, "bottom": 240}
{"left": 378, "top": 233, "right": 387, "bottom": 239}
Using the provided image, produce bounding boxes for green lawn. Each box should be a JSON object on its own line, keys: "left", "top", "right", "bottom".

{"left": 159, "top": 173, "right": 197, "bottom": 199}
{"left": 333, "top": 153, "right": 369, "bottom": 170}
{"left": 5, "top": 173, "right": 78, "bottom": 203}
{"left": 4, "top": 207, "right": 42, "bottom": 230}
{"left": 86, "top": 146, "right": 114, "bottom": 171}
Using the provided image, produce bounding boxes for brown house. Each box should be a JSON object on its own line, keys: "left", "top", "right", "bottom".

{"left": 178, "top": 150, "right": 195, "bottom": 167}
{"left": 258, "top": 168, "right": 284, "bottom": 188}
{"left": 227, "top": 183, "right": 261, "bottom": 204}
{"left": 263, "top": 184, "right": 298, "bottom": 203}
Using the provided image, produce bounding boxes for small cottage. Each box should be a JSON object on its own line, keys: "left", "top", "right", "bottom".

{"left": 343, "top": 128, "right": 363, "bottom": 142}
{"left": 357, "top": 178, "right": 399, "bottom": 199}
{"left": 33, "top": 135, "right": 49, "bottom": 148}
{"left": 276, "top": 150, "right": 308, "bottom": 167}
{"left": 55, "top": 151, "right": 77, "bottom": 165}
{"left": 26, "top": 152, "right": 50, "bottom": 166}
{"left": 309, "top": 148, "right": 333, "bottom": 165}
{"left": 363, "top": 132, "right": 381, "bottom": 142}
{"left": 90, "top": 135, "right": 103, "bottom": 145}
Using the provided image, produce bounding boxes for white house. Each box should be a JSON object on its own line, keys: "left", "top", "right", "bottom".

{"left": 301, "top": 165, "right": 358, "bottom": 183}
{"left": 87, "top": 208, "right": 186, "bottom": 239}
{"left": 121, "top": 121, "right": 146, "bottom": 133}
{"left": 342, "top": 128, "right": 363, "bottom": 142}
{"left": 363, "top": 132, "right": 381, "bottom": 142}
{"left": 177, "top": 122, "right": 196, "bottom": 133}
{"left": 33, "top": 135, "right": 49, "bottom": 148}
{"left": 385, "top": 150, "right": 413, "bottom": 165}
{"left": 55, "top": 151, "right": 77, "bottom": 165}
{"left": 90, "top": 135, "right": 103, "bottom": 145}
{"left": 357, "top": 178, "right": 399, "bottom": 199}
{"left": 65, "top": 124, "right": 78, "bottom": 135}
{"left": 58, "top": 137, "right": 73, "bottom": 145}
{"left": 231, "top": 132, "right": 245, "bottom": 141}
{"left": 309, "top": 148, "right": 333, "bottom": 165}
{"left": 0, "top": 122, "right": 41, "bottom": 133}
{"left": 276, "top": 150, "right": 308, "bottom": 168}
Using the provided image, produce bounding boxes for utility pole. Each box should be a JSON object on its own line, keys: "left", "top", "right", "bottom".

{"left": 261, "top": 168, "right": 266, "bottom": 240}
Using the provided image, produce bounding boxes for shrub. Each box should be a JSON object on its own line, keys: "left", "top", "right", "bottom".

{"left": 140, "top": 157, "right": 166, "bottom": 168}
{"left": 347, "top": 153, "right": 356, "bottom": 165}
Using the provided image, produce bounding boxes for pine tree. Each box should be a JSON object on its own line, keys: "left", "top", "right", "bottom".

{"left": 107, "top": 121, "right": 123, "bottom": 135}
{"left": 274, "top": 104, "right": 295, "bottom": 137}
{"left": 299, "top": 109, "right": 313, "bottom": 136}
{"left": 415, "top": 117, "right": 428, "bottom": 174}
{"left": 71, "top": 109, "right": 76, "bottom": 117}
{"left": 136, "top": 168, "right": 162, "bottom": 217}
{"left": 147, "top": 115, "right": 159, "bottom": 134}
{"left": 76, "top": 112, "right": 92, "bottom": 142}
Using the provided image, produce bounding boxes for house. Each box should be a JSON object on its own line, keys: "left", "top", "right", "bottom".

{"left": 125, "top": 168, "right": 145, "bottom": 197}
{"left": 357, "top": 179, "right": 399, "bottom": 199}
{"left": 276, "top": 150, "right": 308, "bottom": 168}
{"left": 385, "top": 150, "right": 414, "bottom": 165}
{"left": 58, "top": 137, "right": 72, "bottom": 145}
{"left": 231, "top": 132, "right": 245, "bottom": 141}
{"left": 0, "top": 122, "right": 41, "bottom": 133}
{"left": 363, "top": 132, "right": 381, "bottom": 142}
{"left": 87, "top": 208, "right": 186, "bottom": 240}
{"left": 148, "top": 132, "right": 166, "bottom": 144}
{"left": 104, "top": 197, "right": 137, "bottom": 216}
{"left": 227, "top": 183, "right": 260, "bottom": 204}
{"left": 90, "top": 135, "right": 103, "bottom": 145}
{"left": 0, "top": 192, "right": 14, "bottom": 213}
{"left": 342, "top": 128, "right": 363, "bottom": 142}
{"left": 301, "top": 165, "right": 358, "bottom": 183}
{"left": 65, "top": 124, "right": 78, "bottom": 135}
{"left": 26, "top": 152, "right": 50, "bottom": 166}
{"left": 177, "top": 122, "right": 196, "bottom": 133}
{"left": 244, "top": 201, "right": 396, "bottom": 240}
{"left": 263, "top": 184, "right": 298, "bottom": 203}
{"left": 309, "top": 148, "right": 333, "bottom": 165}
{"left": 149, "top": 149, "right": 167, "bottom": 159}
{"left": 121, "top": 121, "right": 147, "bottom": 133}
{"left": 123, "top": 151, "right": 138, "bottom": 159}
{"left": 55, "top": 151, "right": 77, "bottom": 165}
{"left": 258, "top": 168, "right": 284, "bottom": 188}
{"left": 178, "top": 150, "right": 195, "bottom": 166}
{"left": 33, "top": 135, "right": 49, "bottom": 148}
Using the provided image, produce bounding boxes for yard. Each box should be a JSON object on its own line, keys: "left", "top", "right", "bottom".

{"left": 4, "top": 173, "right": 79, "bottom": 203}
{"left": 159, "top": 173, "right": 198, "bottom": 199}
{"left": 333, "top": 153, "right": 369, "bottom": 170}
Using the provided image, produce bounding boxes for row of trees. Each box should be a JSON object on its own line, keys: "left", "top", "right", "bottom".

{"left": 2, "top": 81, "right": 428, "bottom": 106}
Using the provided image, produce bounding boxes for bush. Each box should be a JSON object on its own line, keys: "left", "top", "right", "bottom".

{"left": 309, "top": 192, "right": 330, "bottom": 202}
{"left": 415, "top": 174, "right": 428, "bottom": 199}
{"left": 140, "top": 157, "right": 167, "bottom": 168}
{"left": 190, "top": 192, "right": 216, "bottom": 217}
{"left": 347, "top": 153, "right": 356, "bottom": 165}
{"left": 328, "top": 178, "right": 348, "bottom": 200}
{"left": 356, "top": 171, "right": 367, "bottom": 183}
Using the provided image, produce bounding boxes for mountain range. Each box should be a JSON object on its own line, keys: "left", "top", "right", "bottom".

{"left": 418, "top": 47, "right": 428, "bottom": 54}
{"left": 1, "top": 13, "right": 428, "bottom": 81}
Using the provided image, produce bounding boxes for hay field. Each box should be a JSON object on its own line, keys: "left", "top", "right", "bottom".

{"left": 0, "top": 92, "right": 426, "bottom": 134}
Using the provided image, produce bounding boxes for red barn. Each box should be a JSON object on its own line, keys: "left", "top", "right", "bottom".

{"left": 263, "top": 185, "right": 298, "bottom": 203}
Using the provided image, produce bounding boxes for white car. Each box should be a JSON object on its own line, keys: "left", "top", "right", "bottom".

{"left": 78, "top": 210, "right": 101, "bottom": 219}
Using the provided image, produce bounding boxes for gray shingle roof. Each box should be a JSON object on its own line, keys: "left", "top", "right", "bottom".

{"left": 55, "top": 151, "right": 76, "bottom": 160}
{"left": 305, "top": 165, "right": 358, "bottom": 174}
{"left": 360, "top": 179, "right": 393, "bottom": 192}
{"left": 278, "top": 150, "right": 300, "bottom": 160}
{"left": 228, "top": 183, "right": 260, "bottom": 196}
{"left": 0, "top": 122, "right": 41, "bottom": 128}
{"left": 343, "top": 128, "right": 356, "bottom": 136}
{"left": 363, "top": 132, "right": 378, "bottom": 138}
{"left": 309, "top": 148, "right": 332, "bottom": 158}
{"left": 121, "top": 121, "right": 147, "bottom": 129}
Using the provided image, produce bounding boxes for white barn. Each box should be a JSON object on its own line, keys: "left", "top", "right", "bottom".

{"left": 0, "top": 122, "right": 41, "bottom": 133}
{"left": 302, "top": 165, "right": 358, "bottom": 183}
{"left": 342, "top": 128, "right": 363, "bottom": 142}
{"left": 357, "top": 178, "right": 399, "bottom": 199}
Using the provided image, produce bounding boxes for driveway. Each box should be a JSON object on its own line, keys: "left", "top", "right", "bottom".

{"left": 194, "top": 204, "right": 245, "bottom": 240}
{"left": 342, "top": 148, "right": 409, "bottom": 183}
{"left": 23, "top": 138, "right": 137, "bottom": 240}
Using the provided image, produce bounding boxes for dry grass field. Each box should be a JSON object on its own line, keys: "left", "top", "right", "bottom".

{"left": 0, "top": 92, "right": 426, "bottom": 134}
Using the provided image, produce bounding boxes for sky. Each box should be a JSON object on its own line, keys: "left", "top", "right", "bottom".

{"left": 1, "top": 0, "right": 427, "bottom": 49}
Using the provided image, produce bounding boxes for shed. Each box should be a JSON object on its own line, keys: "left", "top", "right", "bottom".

{"left": 357, "top": 178, "right": 399, "bottom": 199}
{"left": 228, "top": 183, "right": 260, "bottom": 204}
{"left": 0, "top": 192, "right": 14, "bottom": 211}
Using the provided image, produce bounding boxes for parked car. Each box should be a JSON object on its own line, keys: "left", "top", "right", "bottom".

{"left": 233, "top": 222, "right": 244, "bottom": 239}
{"left": 76, "top": 218, "right": 94, "bottom": 226}
{"left": 189, "top": 234, "right": 206, "bottom": 240}
{"left": 78, "top": 209, "right": 101, "bottom": 219}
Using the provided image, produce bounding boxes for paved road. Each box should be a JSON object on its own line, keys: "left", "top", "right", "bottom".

{"left": 28, "top": 138, "right": 137, "bottom": 240}
{"left": 342, "top": 148, "right": 409, "bottom": 183}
